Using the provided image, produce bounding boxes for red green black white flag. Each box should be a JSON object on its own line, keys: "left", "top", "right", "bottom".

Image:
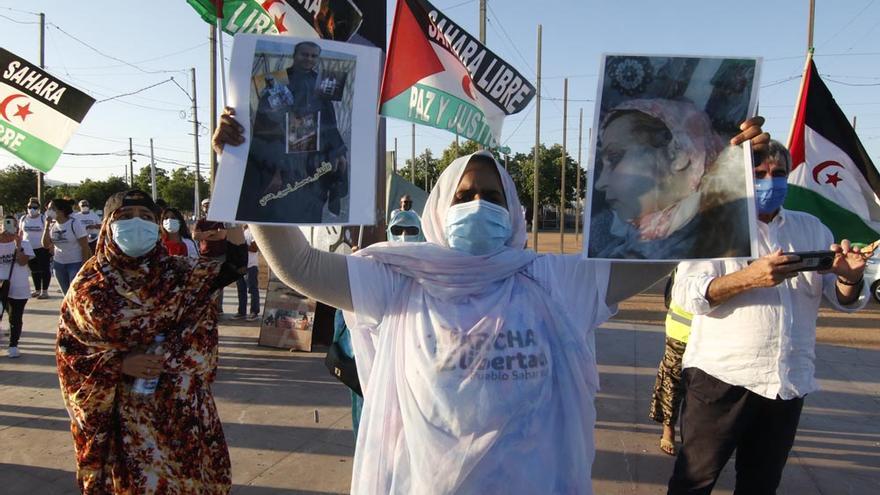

{"left": 380, "top": 0, "right": 536, "bottom": 148}
{"left": 785, "top": 56, "right": 880, "bottom": 243}
{"left": 0, "top": 48, "right": 95, "bottom": 173}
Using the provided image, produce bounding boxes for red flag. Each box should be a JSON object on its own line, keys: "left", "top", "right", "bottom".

{"left": 213, "top": 0, "right": 224, "bottom": 18}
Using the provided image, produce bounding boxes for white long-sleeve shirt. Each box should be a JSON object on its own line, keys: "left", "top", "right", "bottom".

{"left": 673, "top": 208, "right": 868, "bottom": 400}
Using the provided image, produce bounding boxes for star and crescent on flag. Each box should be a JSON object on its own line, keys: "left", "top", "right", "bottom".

{"left": 0, "top": 93, "right": 34, "bottom": 123}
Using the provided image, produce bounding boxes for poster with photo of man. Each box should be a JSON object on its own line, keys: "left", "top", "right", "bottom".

{"left": 584, "top": 54, "right": 762, "bottom": 262}
{"left": 211, "top": 35, "right": 381, "bottom": 225}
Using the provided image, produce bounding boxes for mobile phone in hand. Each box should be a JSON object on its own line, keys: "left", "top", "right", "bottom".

{"left": 781, "top": 250, "right": 836, "bottom": 272}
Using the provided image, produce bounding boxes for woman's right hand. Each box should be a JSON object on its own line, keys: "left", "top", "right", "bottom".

{"left": 212, "top": 106, "right": 245, "bottom": 155}
{"left": 121, "top": 352, "right": 165, "bottom": 379}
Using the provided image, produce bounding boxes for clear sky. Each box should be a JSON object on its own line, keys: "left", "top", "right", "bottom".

{"left": 2, "top": 0, "right": 880, "bottom": 186}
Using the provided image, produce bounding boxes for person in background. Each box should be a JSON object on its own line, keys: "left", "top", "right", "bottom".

{"left": 42, "top": 198, "right": 91, "bottom": 295}
{"left": 19, "top": 197, "right": 51, "bottom": 299}
{"left": 161, "top": 207, "right": 199, "bottom": 259}
{"left": 649, "top": 271, "right": 692, "bottom": 456}
{"left": 1, "top": 215, "right": 34, "bottom": 358}
{"left": 193, "top": 199, "right": 228, "bottom": 314}
{"left": 235, "top": 225, "right": 261, "bottom": 320}
{"left": 56, "top": 189, "right": 247, "bottom": 493}
{"left": 667, "top": 141, "right": 868, "bottom": 494}
{"left": 399, "top": 194, "right": 413, "bottom": 212}
{"left": 73, "top": 199, "right": 101, "bottom": 254}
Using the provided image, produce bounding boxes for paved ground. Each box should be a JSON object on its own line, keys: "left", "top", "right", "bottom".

{"left": 0, "top": 271, "right": 878, "bottom": 493}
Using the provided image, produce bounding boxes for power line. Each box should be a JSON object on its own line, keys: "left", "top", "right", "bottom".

{"left": 0, "top": 13, "right": 38, "bottom": 25}
{"left": 95, "top": 78, "right": 175, "bottom": 103}
{"left": 819, "top": 0, "right": 877, "bottom": 48}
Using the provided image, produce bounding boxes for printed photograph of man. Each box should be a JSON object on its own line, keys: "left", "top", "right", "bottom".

{"left": 236, "top": 40, "right": 355, "bottom": 224}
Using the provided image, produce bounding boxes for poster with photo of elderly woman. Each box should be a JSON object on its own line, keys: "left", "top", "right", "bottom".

{"left": 585, "top": 54, "right": 762, "bottom": 261}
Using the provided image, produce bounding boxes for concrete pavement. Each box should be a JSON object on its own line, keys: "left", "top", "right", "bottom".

{"left": 0, "top": 282, "right": 877, "bottom": 494}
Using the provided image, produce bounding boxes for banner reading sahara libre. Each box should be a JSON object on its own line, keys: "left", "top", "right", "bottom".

{"left": 186, "top": 0, "right": 280, "bottom": 35}
{"left": 380, "top": 0, "right": 536, "bottom": 148}
{"left": 785, "top": 57, "right": 880, "bottom": 244}
{"left": 0, "top": 49, "right": 94, "bottom": 173}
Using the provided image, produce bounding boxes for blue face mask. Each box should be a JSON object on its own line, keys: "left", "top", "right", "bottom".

{"left": 111, "top": 218, "right": 159, "bottom": 258}
{"left": 444, "top": 200, "right": 511, "bottom": 255}
{"left": 754, "top": 177, "right": 788, "bottom": 215}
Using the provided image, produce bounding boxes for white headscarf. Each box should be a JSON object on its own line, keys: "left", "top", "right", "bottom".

{"left": 354, "top": 151, "right": 535, "bottom": 301}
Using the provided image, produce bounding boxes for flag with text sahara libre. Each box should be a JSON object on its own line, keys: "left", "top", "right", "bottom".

{"left": 380, "top": 0, "right": 536, "bottom": 148}
{"left": 785, "top": 59, "right": 880, "bottom": 244}
{"left": 186, "top": 0, "right": 280, "bottom": 35}
{"left": 0, "top": 48, "right": 94, "bottom": 173}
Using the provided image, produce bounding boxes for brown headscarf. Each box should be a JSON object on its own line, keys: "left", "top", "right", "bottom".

{"left": 56, "top": 190, "right": 230, "bottom": 493}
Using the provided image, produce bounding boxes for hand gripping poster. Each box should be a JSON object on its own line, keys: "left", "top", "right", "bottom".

{"left": 211, "top": 35, "right": 381, "bottom": 225}
{"left": 585, "top": 54, "right": 762, "bottom": 261}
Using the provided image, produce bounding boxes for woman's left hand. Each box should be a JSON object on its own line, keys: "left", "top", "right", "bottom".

{"left": 730, "top": 116, "right": 770, "bottom": 151}
{"left": 829, "top": 239, "right": 867, "bottom": 284}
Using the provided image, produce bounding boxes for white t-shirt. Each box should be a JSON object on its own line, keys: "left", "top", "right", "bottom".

{"left": 0, "top": 240, "right": 35, "bottom": 300}
{"left": 344, "top": 254, "right": 613, "bottom": 494}
{"left": 50, "top": 218, "right": 88, "bottom": 264}
{"left": 73, "top": 211, "right": 101, "bottom": 242}
{"left": 19, "top": 214, "right": 45, "bottom": 249}
{"left": 244, "top": 229, "right": 258, "bottom": 268}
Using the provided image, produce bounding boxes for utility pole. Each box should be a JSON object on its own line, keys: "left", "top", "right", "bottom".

{"left": 209, "top": 25, "right": 218, "bottom": 190}
{"left": 149, "top": 139, "right": 158, "bottom": 200}
{"left": 853, "top": 115, "right": 857, "bottom": 130}
{"left": 37, "top": 13, "right": 45, "bottom": 204}
{"left": 479, "top": 0, "right": 487, "bottom": 44}
{"left": 411, "top": 123, "right": 416, "bottom": 183}
{"left": 531, "top": 24, "right": 542, "bottom": 251}
{"left": 575, "top": 110, "right": 583, "bottom": 243}
{"left": 559, "top": 78, "right": 568, "bottom": 253}
{"left": 191, "top": 68, "right": 202, "bottom": 214}
{"left": 393, "top": 137, "right": 398, "bottom": 173}
{"left": 128, "top": 138, "right": 135, "bottom": 187}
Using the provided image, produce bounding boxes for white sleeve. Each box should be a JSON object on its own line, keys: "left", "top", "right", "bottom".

{"left": 343, "top": 255, "right": 402, "bottom": 331}
{"left": 530, "top": 254, "right": 615, "bottom": 331}
{"left": 671, "top": 260, "right": 722, "bottom": 316}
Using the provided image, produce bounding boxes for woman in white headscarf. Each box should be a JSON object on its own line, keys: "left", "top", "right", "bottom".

{"left": 214, "top": 108, "right": 768, "bottom": 494}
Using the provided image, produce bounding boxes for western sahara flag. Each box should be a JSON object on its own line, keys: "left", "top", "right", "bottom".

{"left": 0, "top": 48, "right": 94, "bottom": 173}
{"left": 785, "top": 58, "right": 880, "bottom": 243}
{"left": 380, "top": 0, "right": 536, "bottom": 148}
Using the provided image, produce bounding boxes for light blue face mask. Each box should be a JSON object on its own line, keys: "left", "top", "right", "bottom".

{"left": 111, "top": 218, "right": 159, "bottom": 258}
{"left": 444, "top": 200, "right": 511, "bottom": 255}
{"left": 754, "top": 177, "right": 788, "bottom": 215}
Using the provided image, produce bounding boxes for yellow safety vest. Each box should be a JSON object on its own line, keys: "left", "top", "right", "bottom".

{"left": 665, "top": 303, "right": 693, "bottom": 343}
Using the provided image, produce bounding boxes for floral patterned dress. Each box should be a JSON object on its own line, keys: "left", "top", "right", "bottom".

{"left": 57, "top": 225, "right": 232, "bottom": 494}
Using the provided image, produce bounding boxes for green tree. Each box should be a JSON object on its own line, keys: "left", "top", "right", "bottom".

{"left": 132, "top": 165, "right": 170, "bottom": 197}
{"left": 507, "top": 144, "right": 583, "bottom": 223}
{"left": 73, "top": 177, "right": 131, "bottom": 209}
{"left": 0, "top": 165, "right": 38, "bottom": 215}
{"left": 159, "top": 167, "right": 209, "bottom": 214}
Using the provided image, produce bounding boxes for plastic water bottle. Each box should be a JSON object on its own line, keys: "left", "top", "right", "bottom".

{"left": 132, "top": 334, "right": 166, "bottom": 396}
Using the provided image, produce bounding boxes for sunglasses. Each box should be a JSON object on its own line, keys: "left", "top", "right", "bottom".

{"left": 389, "top": 225, "right": 420, "bottom": 236}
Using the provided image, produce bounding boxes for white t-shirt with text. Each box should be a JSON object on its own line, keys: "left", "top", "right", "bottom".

{"left": 73, "top": 211, "right": 101, "bottom": 242}
{"left": 0, "top": 240, "right": 35, "bottom": 300}
{"left": 19, "top": 214, "right": 45, "bottom": 249}
{"left": 50, "top": 218, "right": 88, "bottom": 264}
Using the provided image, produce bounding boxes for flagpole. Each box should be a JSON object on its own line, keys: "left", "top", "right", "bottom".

{"left": 216, "top": 19, "right": 229, "bottom": 106}
{"left": 531, "top": 24, "right": 542, "bottom": 252}
{"left": 785, "top": 49, "right": 813, "bottom": 149}
{"left": 787, "top": 0, "right": 816, "bottom": 148}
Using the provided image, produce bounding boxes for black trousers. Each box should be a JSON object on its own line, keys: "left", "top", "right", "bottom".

{"left": 3, "top": 298, "right": 26, "bottom": 347}
{"left": 28, "top": 247, "right": 51, "bottom": 291}
{"left": 667, "top": 368, "right": 804, "bottom": 495}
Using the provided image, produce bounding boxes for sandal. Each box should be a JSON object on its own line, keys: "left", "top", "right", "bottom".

{"left": 660, "top": 437, "right": 676, "bottom": 456}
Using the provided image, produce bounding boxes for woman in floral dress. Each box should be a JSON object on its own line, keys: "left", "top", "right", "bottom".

{"left": 56, "top": 190, "right": 246, "bottom": 494}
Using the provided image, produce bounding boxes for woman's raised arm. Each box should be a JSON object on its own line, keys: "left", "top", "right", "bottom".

{"left": 248, "top": 224, "right": 353, "bottom": 311}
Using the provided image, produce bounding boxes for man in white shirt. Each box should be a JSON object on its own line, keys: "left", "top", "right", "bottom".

{"left": 72, "top": 199, "right": 101, "bottom": 253}
{"left": 667, "top": 141, "right": 868, "bottom": 494}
